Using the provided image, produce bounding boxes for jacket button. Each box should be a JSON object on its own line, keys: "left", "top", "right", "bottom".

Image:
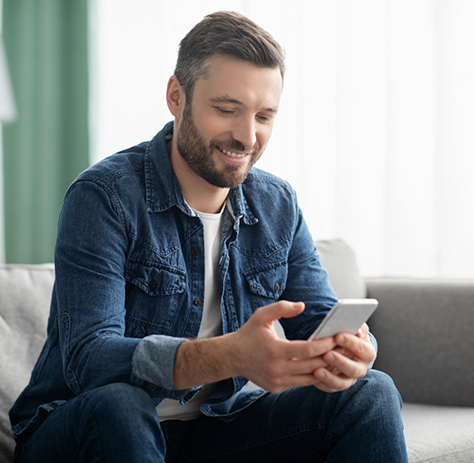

{"left": 194, "top": 298, "right": 202, "bottom": 306}
{"left": 274, "top": 283, "right": 280, "bottom": 292}
{"left": 149, "top": 281, "right": 158, "bottom": 291}
{"left": 191, "top": 248, "right": 199, "bottom": 256}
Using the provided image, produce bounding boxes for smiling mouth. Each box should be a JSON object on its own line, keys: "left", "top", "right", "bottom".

{"left": 218, "top": 147, "right": 249, "bottom": 159}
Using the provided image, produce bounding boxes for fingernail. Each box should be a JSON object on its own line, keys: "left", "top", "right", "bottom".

{"left": 316, "top": 370, "right": 326, "bottom": 380}
{"left": 291, "top": 302, "right": 304, "bottom": 312}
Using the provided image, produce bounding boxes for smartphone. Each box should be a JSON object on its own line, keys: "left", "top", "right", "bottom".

{"left": 308, "top": 298, "right": 378, "bottom": 341}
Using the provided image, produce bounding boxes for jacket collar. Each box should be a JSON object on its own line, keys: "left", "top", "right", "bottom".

{"left": 144, "top": 121, "right": 258, "bottom": 226}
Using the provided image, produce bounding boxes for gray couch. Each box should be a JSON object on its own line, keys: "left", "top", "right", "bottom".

{"left": 1, "top": 239, "right": 473, "bottom": 462}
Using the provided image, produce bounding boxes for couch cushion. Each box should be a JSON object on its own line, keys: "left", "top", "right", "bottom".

{"left": 367, "top": 277, "right": 474, "bottom": 407}
{"left": 0, "top": 264, "right": 54, "bottom": 462}
{"left": 402, "top": 403, "right": 474, "bottom": 462}
{"left": 315, "top": 239, "right": 367, "bottom": 299}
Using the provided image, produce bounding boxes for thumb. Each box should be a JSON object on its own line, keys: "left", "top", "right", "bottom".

{"left": 256, "top": 300, "right": 305, "bottom": 325}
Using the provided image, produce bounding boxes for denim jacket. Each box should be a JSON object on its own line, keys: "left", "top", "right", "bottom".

{"left": 10, "top": 121, "right": 337, "bottom": 439}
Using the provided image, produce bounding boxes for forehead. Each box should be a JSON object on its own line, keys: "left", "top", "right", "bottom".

{"left": 191, "top": 55, "right": 283, "bottom": 111}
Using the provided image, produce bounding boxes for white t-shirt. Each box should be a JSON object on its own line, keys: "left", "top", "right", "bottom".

{"left": 156, "top": 206, "right": 224, "bottom": 422}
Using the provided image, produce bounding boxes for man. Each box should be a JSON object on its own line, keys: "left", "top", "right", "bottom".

{"left": 10, "top": 11, "right": 408, "bottom": 462}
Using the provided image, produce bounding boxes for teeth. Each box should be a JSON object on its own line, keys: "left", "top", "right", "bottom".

{"left": 221, "top": 148, "right": 247, "bottom": 158}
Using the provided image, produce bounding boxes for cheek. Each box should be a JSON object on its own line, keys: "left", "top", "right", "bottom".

{"left": 195, "top": 108, "right": 230, "bottom": 135}
{"left": 257, "top": 127, "right": 273, "bottom": 151}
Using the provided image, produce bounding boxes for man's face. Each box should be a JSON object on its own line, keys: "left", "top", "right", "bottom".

{"left": 176, "top": 55, "right": 282, "bottom": 189}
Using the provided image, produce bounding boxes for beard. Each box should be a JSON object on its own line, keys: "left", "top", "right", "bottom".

{"left": 176, "top": 104, "right": 262, "bottom": 189}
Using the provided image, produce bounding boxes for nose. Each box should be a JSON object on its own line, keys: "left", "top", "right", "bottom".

{"left": 232, "top": 116, "right": 257, "bottom": 149}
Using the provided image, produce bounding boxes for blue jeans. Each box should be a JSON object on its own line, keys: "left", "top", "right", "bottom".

{"left": 15, "top": 370, "right": 407, "bottom": 463}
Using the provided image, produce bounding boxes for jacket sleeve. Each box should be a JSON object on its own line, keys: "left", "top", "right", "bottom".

{"left": 54, "top": 179, "right": 196, "bottom": 400}
{"left": 279, "top": 192, "right": 377, "bottom": 362}
{"left": 277, "top": 193, "right": 338, "bottom": 340}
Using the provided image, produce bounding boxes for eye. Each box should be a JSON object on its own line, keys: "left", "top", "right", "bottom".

{"left": 257, "top": 114, "right": 274, "bottom": 123}
{"left": 216, "top": 107, "right": 235, "bottom": 116}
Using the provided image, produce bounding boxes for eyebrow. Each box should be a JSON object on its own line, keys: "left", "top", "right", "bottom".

{"left": 209, "top": 95, "right": 279, "bottom": 113}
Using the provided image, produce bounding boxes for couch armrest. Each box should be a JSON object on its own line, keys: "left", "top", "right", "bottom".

{"left": 365, "top": 278, "right": 474, "bottom": 407}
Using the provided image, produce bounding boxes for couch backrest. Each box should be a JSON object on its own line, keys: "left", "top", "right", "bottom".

{"left": 0, "top": 264, "right": 55, "bottom": 462}
{"left": 315, "top": 239, "right": 367, "bottom": 299}
{"left": 367, "top": 277, "right": 474, "bottom": 407}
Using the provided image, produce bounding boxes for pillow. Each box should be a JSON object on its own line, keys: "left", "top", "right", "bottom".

{"left": 315, "top": 239, "right": 367, "bottom": 299}
{"left": 270, "top": 239, "right": 366, "bottom": 344}
{"left": 0, "top": 264, "right": 54, "bottom": 462}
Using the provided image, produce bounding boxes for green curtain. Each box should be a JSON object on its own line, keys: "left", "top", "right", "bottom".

{"left": 2, "top": 0, "right": 89, "bottom": 263}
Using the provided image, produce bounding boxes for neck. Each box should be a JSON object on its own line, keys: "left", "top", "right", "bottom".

{"left": 167, "top": 138, "right": 229, "bottom": 214}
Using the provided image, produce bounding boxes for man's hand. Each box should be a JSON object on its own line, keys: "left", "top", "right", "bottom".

{"left": 311, "top": 323, "right": 376, "bottom": 393}
{"left": 230, "top": 301, "right": 337, "bottom": 393}
{"left": 173, "top": 300, "right": 336, "bottom": 392}
{"left": 173, "top": 301, "right": 375, "bottom": 394}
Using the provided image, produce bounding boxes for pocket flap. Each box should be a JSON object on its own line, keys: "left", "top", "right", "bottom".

{"left": 126, "top": 260, "right": 186, "bottom": 296}
{"left": 244, "top": 261, "right": 287, "bottom": 298}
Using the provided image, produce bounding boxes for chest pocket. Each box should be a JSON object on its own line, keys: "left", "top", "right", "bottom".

{"left": 124, "top": 259, "right": 186, "bottom": 337}
{"left": 244, "top": 260, "right": 288, "bottom": 308}
{"left": 126, "top": 260, "right": 186, "bottom": 295}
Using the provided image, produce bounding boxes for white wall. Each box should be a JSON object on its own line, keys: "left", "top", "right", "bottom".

{"left": 89, "top": 0, "right": 474, "bottom": 278}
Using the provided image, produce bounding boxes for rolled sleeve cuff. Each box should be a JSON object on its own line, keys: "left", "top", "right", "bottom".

{"left": 131, "top": 335, "right": 200, "bottom": 400}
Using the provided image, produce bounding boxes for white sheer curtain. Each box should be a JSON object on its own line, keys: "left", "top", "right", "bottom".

{"left": 90, "top": 0, "right": 474, "bottom": 278}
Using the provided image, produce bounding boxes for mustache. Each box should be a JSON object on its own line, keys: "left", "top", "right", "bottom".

{"left": 212, "top": 139, "right": 260, "bottom": 155}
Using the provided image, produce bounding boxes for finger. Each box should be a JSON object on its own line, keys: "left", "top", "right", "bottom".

{"left": 249, "top": 355, "right": 332, "bottom": 393}
{"left": 323, "top": 350, "right": 367, "bottom": 379}
{"left": 356, "top": 322, "right": 369, "bottom": 338}
{"left": 279, "top": 337, "right": 336, "bottom": 360}
{"left": 312, "top": 368, "right": 358, "bottom": 393}
{"left": 285, "top": 355, "right": 329, "bottom": 375}
{"left": 261, "top": 370, "right": 340, "bottom": 393}
{"left": 255, "top": 300, "right": 305, "bottom": 326}
{"left": 333, "top": 345, "right": 352, "bottom": 358}
{"left": 335, "top": 333, "right": 376, "bottom": 364}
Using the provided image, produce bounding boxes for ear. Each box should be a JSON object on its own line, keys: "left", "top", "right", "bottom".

{"left": 166, "top": 75, "right": 186, "bottom": 118}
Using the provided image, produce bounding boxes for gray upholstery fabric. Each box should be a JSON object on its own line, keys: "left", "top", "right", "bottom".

{"left": 402, "top": 403, "right": 474, "bottom": 462}
{"left": 0, "top": 264, "right": 55, "bottom": 463}
{"left": 315, "top": 239, "right": 367, "bottom": 299}
{"left": 366, "top": 278, "right": 474, "bottom": 407}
